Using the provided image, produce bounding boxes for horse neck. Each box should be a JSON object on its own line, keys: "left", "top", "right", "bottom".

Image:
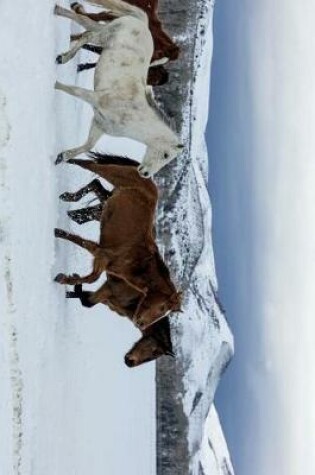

{"left": 145, "top": 108, "right": 177, "bottom": 146}
{"left": 146, "top": 254, "right": 175, "bottom": 296}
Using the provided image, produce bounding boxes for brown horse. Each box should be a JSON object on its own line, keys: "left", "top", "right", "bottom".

{"left": 55, "top": 153, "right": 182, "bottom": 330}
{"left": 71, "top": 1, "right": 179, "bottom": 63}
{"left": 67, "top": 281, "right": 175, "bottom": 367}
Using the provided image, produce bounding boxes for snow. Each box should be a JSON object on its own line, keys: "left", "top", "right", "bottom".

{"left": 0, "top": 1, "right": 154, "bottom": 474}
{"left": 199, "top": 406, "right": 234, "bottom": 475}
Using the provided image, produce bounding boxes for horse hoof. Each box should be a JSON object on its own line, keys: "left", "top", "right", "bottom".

{"left": 54, "top": 273, "right": 66, "bottom": 284}
{"left": 55, "top": 153, "right": 64, "bottom": 165}
{"left": 55, "top": 55, "right": 63, "bottom": 65}
{"left": 54, "top": 4, "right": 62, "bottom": 15}
{"left": 71, "top": 2, "right": 83, "bottom": 12}
{"left": 59, "top": 192, "right": 73, "bottom": 202}
{"left": 54, "top": 228, "right": 67, "bottom": 238}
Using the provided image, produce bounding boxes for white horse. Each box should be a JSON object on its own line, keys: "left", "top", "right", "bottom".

{"left": 54, "top": 1, "right": 183, "bottom": 177}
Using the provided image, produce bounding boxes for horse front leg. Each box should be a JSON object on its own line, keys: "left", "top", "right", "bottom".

{"left": 55, "top": 81, "right": 96, "bottom": 104}
{"left": 56, "top": 31, "right": 95, "bottom": 64}
{"left": 66, "top": 283, "right": 96, "bottom": 307}
{"left": 54, "top": 228, "right": 99, "bottom": 255}
{"left": 55, "top": 119, "right": 103, "bottom": 164}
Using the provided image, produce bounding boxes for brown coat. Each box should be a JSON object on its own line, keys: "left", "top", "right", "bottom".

{"left": 55, "top": 153, "right": 181, "bottom": 330}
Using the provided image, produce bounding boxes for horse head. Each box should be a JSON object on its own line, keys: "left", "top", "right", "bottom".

{"left": 124, "top": 331, "right": 174, "bottom": 368}
{"left": 138, "top": 143, "right": 184, "bottom": 177}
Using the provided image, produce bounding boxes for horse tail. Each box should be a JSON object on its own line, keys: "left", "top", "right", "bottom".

{"left": 85, "top": 0, "right": 148, "bottom": 24}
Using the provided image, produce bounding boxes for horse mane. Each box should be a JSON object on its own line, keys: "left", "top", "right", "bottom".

{"left": 88, "top": 151, "right": 140, "bottom": 168}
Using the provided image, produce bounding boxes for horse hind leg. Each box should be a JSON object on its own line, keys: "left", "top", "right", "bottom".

{"left": 56, "top": 119, "right": 103, "bottom": 164}
{"left": 54, "top": 4, "right": 103, "bottom": 31}
{"left": 67, "top": 204, "right": 103, "bottom": 225}
{"left": 66, "top": 283, "right": 96, "bottom": 308}
{"left": 55, "top": 266, "right": 102, "bottom": 286}
{"left": 71, "top": 3, "right": 117, "bottom": 21}
{"left": 60, "top": 179, "right": 111, "bottom": 203}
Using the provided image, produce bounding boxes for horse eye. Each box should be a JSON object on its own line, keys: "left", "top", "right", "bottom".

{"left": 164, "top": 152, "right": 169, "bottom": 159}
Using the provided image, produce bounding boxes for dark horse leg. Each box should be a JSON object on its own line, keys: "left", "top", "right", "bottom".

{"left": 60, "top": 178, "right": 111, "bottom": 203}
{"left": 75, "top": 43, "right": 101, "bottom": 74}
{"left": 60, "top": 178, "right": 111, "bottom": 224}
{"left": 66, "top": 284, "right": 96, "bottom": 308}
{"left": 67, "top": 204, "right": 103, "bottom": 225}
{"left": 81, "top": 44, "right": 103, "bottom": 54}
{"left": 77, "top": 62, "right": 97, "bottom": 73}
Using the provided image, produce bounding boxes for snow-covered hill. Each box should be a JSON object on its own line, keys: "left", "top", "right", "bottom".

{"left": 154, "top": 0, "right": 235, "bottom": 473}
{"left": 0, "top": 0, "right": 234, "bottom": 474}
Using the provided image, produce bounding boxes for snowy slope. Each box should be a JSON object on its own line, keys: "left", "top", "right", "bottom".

{"left": 199, "top": 407, "right": 234, "bottom": 475}
{"left": 154, "top": 0, "right": 235, "bottom": 473}
{"left": 0, "top": 2, "right": 155, "bottom": 474}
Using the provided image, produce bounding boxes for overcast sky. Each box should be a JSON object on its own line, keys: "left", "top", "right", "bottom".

{"left": 207, "top": 1, "right": 315, "bottom": 474}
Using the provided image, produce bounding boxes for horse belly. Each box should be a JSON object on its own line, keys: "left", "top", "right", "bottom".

{"left": 93, "top": 88, "right": 150, "bottom": 142}
{"left": 94, "top": 50, "right": 149, "bottom": 92}
{"left": 100, "top": 198, "right": 148, "bottom": 248}
{"left": 93, "top": 19, "right": 153, "bottom": 91}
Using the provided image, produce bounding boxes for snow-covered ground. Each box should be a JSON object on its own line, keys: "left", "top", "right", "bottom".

{"left": 0, "top": 1, "right": 235, "bottom": 474}
{"left": 0, "top": 2, "right": 154, "bottom": 474}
